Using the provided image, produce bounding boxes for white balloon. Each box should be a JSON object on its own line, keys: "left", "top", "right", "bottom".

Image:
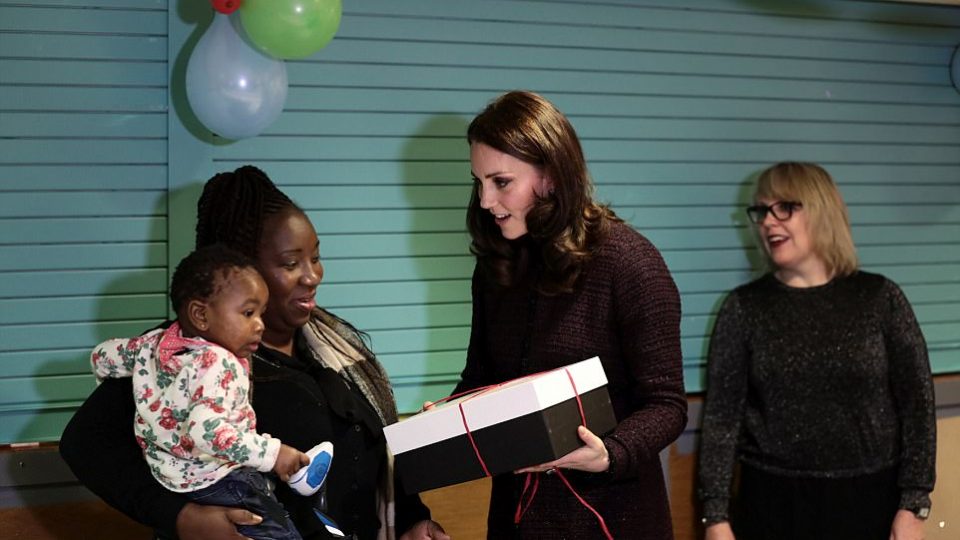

{"left": 186, "top": 13, "right": 288, "bottom": 140}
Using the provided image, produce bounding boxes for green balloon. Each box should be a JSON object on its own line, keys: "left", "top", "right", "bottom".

{"left": 240, "top": 0, "right": 342, "bottom": 60}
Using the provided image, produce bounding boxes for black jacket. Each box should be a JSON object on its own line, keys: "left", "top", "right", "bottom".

{"left": 60, "top": 330, "right": 430, "bottom": 539}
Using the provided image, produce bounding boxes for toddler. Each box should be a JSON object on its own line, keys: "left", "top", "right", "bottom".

{"left": 91, "top": 244, "right": 332, "bottom": 539}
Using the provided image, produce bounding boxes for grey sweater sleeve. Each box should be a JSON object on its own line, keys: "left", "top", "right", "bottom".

{"left": 882, "top": 279, "right": 936, "bottom": 510}
{"left": 697, "top": 292, "right": 749, "bottom": 524}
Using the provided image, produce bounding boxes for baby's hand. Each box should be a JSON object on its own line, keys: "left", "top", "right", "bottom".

{"left": 288, "top": 441, "right": 334, "bottom": 496}
{"left": 274, "top": 444, "right": 309, "bottom": 482}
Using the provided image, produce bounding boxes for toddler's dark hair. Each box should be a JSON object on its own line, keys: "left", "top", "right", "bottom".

{"left": 170, "top": 244, "right": 258, "bottom": 313}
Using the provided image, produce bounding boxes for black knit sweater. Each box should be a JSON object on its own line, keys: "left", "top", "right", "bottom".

{"left": 455, "top": 221, "right": 687, "bottom": 539}
{"left": 698, "top": 271, "right": 936, "bottom": 524}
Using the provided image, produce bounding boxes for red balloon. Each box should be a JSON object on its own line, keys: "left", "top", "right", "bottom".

{"left": 210, "top": 0, "right": 241, "bottom": 15}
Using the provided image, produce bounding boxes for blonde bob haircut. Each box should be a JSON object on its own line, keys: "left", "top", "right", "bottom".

{"left": 754, "top": 162, "right": 858, "bottom": 277}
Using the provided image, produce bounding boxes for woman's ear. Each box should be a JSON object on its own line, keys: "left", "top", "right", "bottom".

{"left": 187, "top": 299, "right": 209, "bottom": 332}
{"left": 542, "top": 175, "right": 555, "bottom": 196}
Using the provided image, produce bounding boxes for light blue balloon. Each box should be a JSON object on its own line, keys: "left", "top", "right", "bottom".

{"left": 186, "top": 13, "right": 288, "bottom": 140}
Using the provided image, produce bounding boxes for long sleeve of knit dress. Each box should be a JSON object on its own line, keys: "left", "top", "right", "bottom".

{"left": 698, "top": 271, "right": 936, "bottom": 524}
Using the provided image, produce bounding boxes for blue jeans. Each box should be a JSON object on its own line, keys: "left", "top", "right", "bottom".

{"left": 185, "top": 468, "right": 302, "bottom": 540}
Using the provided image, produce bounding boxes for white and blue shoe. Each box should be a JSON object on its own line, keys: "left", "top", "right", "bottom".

{"left": 287, "top": 441, "right": 334, "bottom": 497}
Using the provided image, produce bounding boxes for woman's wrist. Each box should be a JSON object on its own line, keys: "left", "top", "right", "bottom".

{"left": 700, "top": 497, "right": 730, "bottom": 526}
{"left": 598, "top": 438, "right": 624, "bottom": 480}
{"left": 603, "top": 442, "right": 614, "bottom": 474}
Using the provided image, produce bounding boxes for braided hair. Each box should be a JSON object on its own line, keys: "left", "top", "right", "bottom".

{"left": 195, "top": 165, "right": 301, "bottom": 257}
{"left": 195, "top": 165, "right": 371, "bottom": 349}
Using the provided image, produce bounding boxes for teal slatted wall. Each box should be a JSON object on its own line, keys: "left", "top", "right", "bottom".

{"left": 0, "top": 0, "right": 169, "bottom": 443}
{"left": 1, "top": 0, "right": 958, "bottom": 443}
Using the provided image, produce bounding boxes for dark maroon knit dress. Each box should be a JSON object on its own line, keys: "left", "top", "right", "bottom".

{"left": 455, "top": 221, "right": 687, "bottom": 539}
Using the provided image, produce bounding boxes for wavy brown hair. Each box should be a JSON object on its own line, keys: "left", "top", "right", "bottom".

{"left": 466, "top": 91, "right": 620, "bottom": 294}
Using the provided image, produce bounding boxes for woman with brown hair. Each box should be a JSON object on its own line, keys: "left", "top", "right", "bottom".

{"left": 455, "top": 90, "right": 687, "bottom": 539}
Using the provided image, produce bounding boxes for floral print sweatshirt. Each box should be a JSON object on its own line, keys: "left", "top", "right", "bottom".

{"left": 91, "top": 322, "right": 281, "bottom": 493}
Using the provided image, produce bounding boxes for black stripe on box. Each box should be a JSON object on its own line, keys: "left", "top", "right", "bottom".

{"left": 394, "top": 386, "right": 617, "bottom": 494}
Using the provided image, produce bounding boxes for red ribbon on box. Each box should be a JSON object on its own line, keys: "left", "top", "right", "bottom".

{"left": 431, "top": 365, "right": 613, "bottom": 540}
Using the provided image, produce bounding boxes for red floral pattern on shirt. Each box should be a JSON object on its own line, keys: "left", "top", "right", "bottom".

{"left": 91, "top": 323, "right": 281, "bottom": 492}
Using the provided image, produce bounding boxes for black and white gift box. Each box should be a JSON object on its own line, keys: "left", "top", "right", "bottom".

{"left": 384, "top": 357, "right": 617, "bottom": 494}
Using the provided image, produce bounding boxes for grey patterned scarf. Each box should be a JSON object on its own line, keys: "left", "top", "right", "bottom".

{"left": 301, "top": 308, "right": 399, "bottom": 540}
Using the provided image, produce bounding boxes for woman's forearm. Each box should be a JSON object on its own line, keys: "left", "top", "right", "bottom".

{"left": 60, "top": 377, "right": 187, "bottom": 536}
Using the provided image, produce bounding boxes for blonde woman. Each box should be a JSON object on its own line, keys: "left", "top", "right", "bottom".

{"left": 698, "top": 162, "right": 936, "bottom": 540}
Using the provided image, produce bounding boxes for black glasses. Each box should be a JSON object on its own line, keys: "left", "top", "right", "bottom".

{"left": 746, "top": 201, "right": 802, "bottom": 224}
